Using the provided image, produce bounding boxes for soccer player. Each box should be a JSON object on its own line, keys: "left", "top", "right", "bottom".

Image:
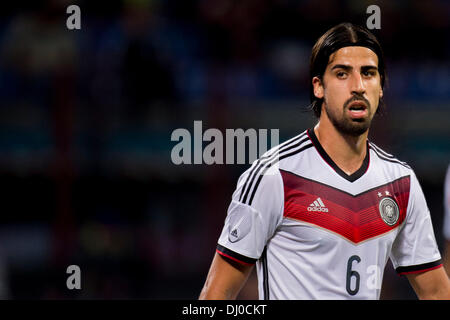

{"left": 199, "top": 23, "right": 450, "bottom": 299}
{"left": 443, "top": 164, "right": 450, "bottom": 275}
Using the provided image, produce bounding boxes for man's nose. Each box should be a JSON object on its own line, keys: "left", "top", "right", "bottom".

{"left": 351, "top": 72, "right": 366, "bottom": 94}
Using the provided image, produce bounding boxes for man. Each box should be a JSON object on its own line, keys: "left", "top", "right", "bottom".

{"left": 199, "top": 23, "right": 450, "bottom": 299}
{"left": 444, "top": 164, "right": 450, "bottom": 275}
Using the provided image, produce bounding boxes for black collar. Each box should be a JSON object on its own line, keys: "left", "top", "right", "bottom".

{"left": 307, "top": 128, "right": 370, "bottom": 182}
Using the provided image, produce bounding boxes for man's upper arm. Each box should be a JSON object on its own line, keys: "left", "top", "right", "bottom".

{"left": 201, "top": 161, "right": 284, "bottom": 299}
{"left": 199, "top": 252, "right": 254, "bottom": 300}
{"left": 390, "top": 172, "right": 442, "bottom": 275}
{"left": 406, "top": 266, "right": 450, "bottom": 299}
{"left": 216, "top": 164, "right": 284, "bottom": 262}
{"left": 443, "top": 165, "right": 450, "bottom": 274}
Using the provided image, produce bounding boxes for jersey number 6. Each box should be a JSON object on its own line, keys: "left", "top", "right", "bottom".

{"left": 346, "top": 255, "right": 361, "bottom": 295}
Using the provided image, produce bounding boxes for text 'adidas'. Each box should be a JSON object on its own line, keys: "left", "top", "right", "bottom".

{"left": 307, "top": 197, "right": 329, "bottom": 212}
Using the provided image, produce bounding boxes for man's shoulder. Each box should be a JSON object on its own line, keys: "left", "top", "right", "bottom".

{"left": 368, "top": 140, "right": 412, "bottom": 171}
{"left": 258, "top": 130, "right": 313, "bottom": 163}
{"left": 236, "top": 130, "right": 313, "bottom": 202}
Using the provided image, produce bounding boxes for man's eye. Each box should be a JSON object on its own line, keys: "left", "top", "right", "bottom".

{"left": 363, "top": 70, "right": 376, "bottom": 77}
{"left": 336, "top": 72, "right": 347, "bottom": 78}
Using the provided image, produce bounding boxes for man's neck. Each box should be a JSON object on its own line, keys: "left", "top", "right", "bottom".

{"left": 314, "top": 120, "right": 368, "bottom": 176}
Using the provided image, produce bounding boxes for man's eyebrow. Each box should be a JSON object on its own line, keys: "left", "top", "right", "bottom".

{"left": 331, "top": 64, "right": 352, "bottom": 71}
{"left": 361, "top": 65, "right": 379, "bottom": 71}
{"left": 330, "top": 64, "right": 379, "bottom": 72}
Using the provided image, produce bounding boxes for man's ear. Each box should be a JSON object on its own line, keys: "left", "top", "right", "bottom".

{"left": 312, "top": 76, "right": 324, "bottom": 99}
{"left": 379, "top": 88, "right": 383, "bottom": 98}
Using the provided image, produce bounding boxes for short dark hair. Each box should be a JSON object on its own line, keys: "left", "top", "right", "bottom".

{"left": 309, "top": 23, "right": 386, "bottom": 117}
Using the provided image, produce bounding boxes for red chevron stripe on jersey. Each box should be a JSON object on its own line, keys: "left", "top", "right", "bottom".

{"left": 280, "top": 170, "right": 410, "bottom": 244}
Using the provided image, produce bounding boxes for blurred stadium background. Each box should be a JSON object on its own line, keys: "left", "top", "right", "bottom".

{"left": 0, "top": 0, "right": 448, "bottom": 299}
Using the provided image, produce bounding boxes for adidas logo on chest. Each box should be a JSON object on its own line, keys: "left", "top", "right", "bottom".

{"left": 307, "top": 197, "right": 329, "bottom": 212}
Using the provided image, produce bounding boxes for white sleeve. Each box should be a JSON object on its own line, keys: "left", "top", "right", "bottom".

{"left": 443, "top": 164, "right": 450, "bottom": 240}
{"left": 390, "top": 171, "right": 442, "bottom": 275}
{"left": 216, "top": 163, "right": 284, "bottom": 264}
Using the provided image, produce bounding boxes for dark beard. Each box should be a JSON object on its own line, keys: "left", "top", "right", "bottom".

{"left": 326, "top": 109, "right": 371, "bottom": 136}
{"left": 324, "top": 94, "right": 374, "bottom": 137}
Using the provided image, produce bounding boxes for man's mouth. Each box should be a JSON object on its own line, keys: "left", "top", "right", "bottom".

{"left": 347, "top": 101, "right": 368, "bottom": 118}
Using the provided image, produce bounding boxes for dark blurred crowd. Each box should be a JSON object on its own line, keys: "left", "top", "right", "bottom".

{"left": 0, "top": 0, "right": 448, "bottom": 298}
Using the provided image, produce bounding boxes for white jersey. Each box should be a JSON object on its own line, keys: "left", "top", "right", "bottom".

{"left": 216, "top": 129, "right": 442, "bottom": 300}
{"left": 444, "top": 164, "right": 450, "bottom": 240}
